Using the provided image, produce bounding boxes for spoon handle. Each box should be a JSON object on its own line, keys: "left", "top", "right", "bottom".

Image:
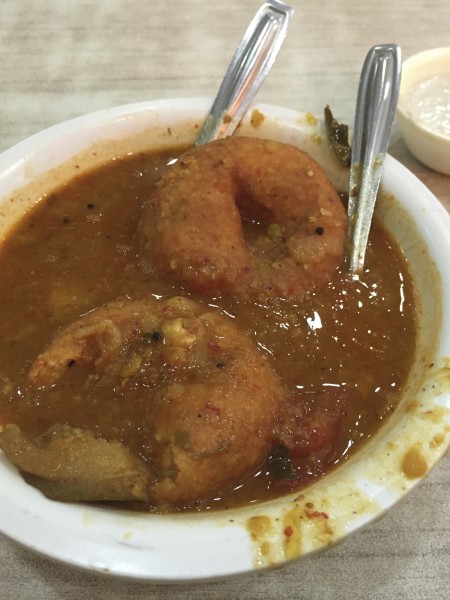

{"left": 347, "top": 44, "right": 402, "bottom": 274}
{"left": 196, "top": 0, "right": 293, "bottom": 146}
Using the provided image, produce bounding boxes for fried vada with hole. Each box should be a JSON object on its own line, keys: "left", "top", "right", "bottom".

{"left": 139, "top": 136, "right": 347, "bottom": 300}
{"left": 23, "top": 296, "right": 285, "bottom": 506}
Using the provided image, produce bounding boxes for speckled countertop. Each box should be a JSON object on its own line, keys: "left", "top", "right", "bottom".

{"left": 0, "top": 1, "right": 448, "bottom": 599}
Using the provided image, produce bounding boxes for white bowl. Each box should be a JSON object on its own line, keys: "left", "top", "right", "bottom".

{"left": 0, "top": 99, "right": 449, "bottom": 582}
{"left": 397, "top": 47, "right": 450, "bottom": 175}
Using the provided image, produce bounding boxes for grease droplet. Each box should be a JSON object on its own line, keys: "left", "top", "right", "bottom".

{"left": 402, "top": 446, "right": 427, "bottom": 479}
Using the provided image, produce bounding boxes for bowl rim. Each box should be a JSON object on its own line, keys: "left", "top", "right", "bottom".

{"left": 0, "top": 98, "right": 449, "bottom": 582}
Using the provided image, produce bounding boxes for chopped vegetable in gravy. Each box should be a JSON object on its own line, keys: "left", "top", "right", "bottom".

{"left": 0, "top": 146, "right": 417, "bottom": 512}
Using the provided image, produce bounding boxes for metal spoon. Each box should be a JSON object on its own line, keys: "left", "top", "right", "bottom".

{"left": 196, "top": 0, "right": 293, "bottom": 146}
{"left": 347, "top": 44, "right": 402, "bottom": 274}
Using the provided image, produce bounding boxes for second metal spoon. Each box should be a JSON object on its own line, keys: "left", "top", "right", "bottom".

{"left": 347, "top": 44, "right": 402, "bottom": 274}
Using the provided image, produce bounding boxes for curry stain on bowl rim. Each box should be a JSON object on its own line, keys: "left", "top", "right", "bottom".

{"left": 0, "top": 98, "right": 449, "bottom": 581}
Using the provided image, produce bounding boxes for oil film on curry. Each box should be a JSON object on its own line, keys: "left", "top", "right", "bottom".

{"left": 0, "top": 100, "right": 448, "bottom": 573}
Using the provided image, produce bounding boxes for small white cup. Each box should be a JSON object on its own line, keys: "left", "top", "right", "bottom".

{"left": 397, "top": 47, "right": 450, "bottom": 175}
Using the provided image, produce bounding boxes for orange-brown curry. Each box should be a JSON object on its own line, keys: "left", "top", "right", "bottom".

{"left": 0, "top": 146, "right": 417, "bottom": 512}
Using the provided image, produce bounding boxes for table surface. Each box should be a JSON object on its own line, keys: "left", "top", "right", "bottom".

{"left": 0, "top": 1, "right": 448, "bottom": 598}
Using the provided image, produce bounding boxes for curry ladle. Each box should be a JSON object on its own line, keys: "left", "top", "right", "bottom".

{"left": 347, "top": 44, "right": 402, "bottom": 274}
{"left": 196, "top": 0, "right": 293, "bottom": 146}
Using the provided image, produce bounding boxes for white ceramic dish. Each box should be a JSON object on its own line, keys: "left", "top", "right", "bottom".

{"left": 397, "top": 47, "right": 450, "bottom": 175}
{"left": 0, "top": 98, "right": 449, "bottom": 582}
